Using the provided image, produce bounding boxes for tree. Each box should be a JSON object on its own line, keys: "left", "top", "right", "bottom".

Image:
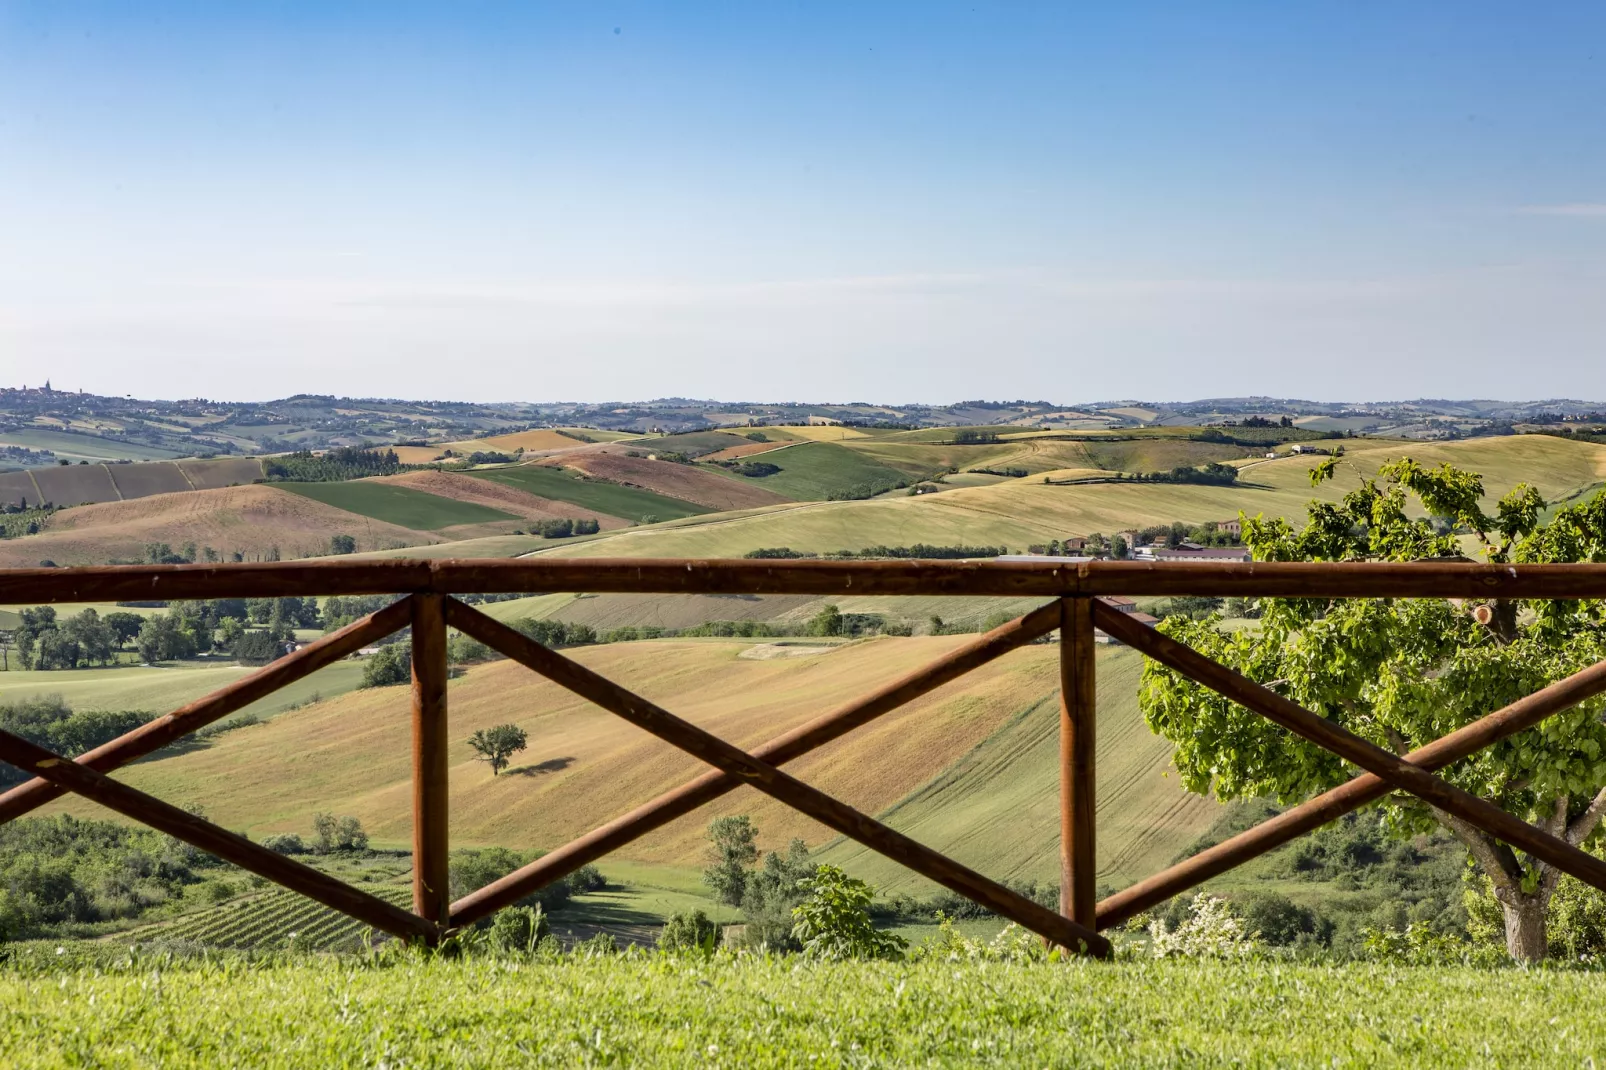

{"left": 808, "top": 604, "right": 844, "bottom": 637}
{"left": 658, "top": 909, "right": 720, "bottom": 954}
{"left": 328, "top": 534, "right": 356, "bottom": 555}
{"left": 136, "top": 615, "right": 195, "bottom": 664}
{"left": 102, "top": 612, "right": 146, "bottom": 649}
{"left": 702, "top": 815, "right": 759, "bottom": 906}
{"left": 468, "top": 724, "right": 528, "bottom": 775}
{"left": 1139, "top": 458, "right": 1606, "bottom": 962}
{"left": 360, "top": 644, "right": 411, "bottom": 688}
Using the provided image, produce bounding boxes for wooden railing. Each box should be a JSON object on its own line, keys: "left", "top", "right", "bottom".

{"left": 5, "top": 558, "right": 1606, "bottom": 958}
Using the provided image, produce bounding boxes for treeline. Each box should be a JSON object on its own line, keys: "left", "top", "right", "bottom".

{"left": 1127, "top": 462, "right": 1240, "bottom": 486}
{"left": 513, "top": 518, "right": 601, "bottom": 539}
{"left": 263, "top": 446, "right": 408, "bottom": 482}
{"left": 7, "top": 597, "right": 324, "bottom": 672}
{"left": 745, "top": 544, "right": 1006, "bottom": 560}
{"left": 0, "top": 697, "right": 151, "bottom": 789}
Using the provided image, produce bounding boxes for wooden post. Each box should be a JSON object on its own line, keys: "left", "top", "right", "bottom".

{"left": 1060, "top": 596, "right": 1097, "bottom": 935}
{"left": 411, "top": 593, "right": 450, "bottom": 933}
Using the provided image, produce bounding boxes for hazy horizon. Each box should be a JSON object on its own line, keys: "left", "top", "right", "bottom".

{"left": 4, "top": 3, "right": 1604, "bottom": 402}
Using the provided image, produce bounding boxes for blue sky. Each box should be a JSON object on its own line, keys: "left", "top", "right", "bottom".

{"left": 2, "top": 2, "right": 1603, "bottom": 403}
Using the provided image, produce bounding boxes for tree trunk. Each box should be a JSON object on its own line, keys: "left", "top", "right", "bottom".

{"left": 1501, "top": 893, "right": 1549, "bottom": 963}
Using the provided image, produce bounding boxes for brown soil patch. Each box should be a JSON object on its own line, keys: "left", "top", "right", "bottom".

{"left": 701, "top": 441, "right": 792, "bottom": 462}
{"left": 373, "top": 470, "right": 629, "bottom": 527}
{"left": 0, "top": 484, "right": 431, "bottom": 567}
{"left": 562, "top": 453, "right": 793, "bottom": 510}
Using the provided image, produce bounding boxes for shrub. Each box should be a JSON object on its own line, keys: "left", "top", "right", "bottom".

{"left": 488, "top": 905, "right": 550, "bottom": 954}
{"left": 261, "top": 833, "right": 307, "bottom": 855}
{"left": 574, "top": 518, "right": 600, "bottom": 535}
{"left": 538, "top": 519, "right": 574, "bottom": 539}
{"left": 735, "top": 461, "right": 781, "bottom": 477}
{"left": 744, "top": 547, "right": 814, "bottom": 559}
{"left": 658, "top": 910, "right": 720, "bottom": 955}
{"left": 790, "top": 866, "right": 907, "bottom": 962}
{"left": 572, "top": 931, "right": 619, "bottom": 957}
{"left": 1147, "top": 894, "right": 1260, "bottom": 959}
{"left": 568, "top": 864, "right": 606, "bottom": 893}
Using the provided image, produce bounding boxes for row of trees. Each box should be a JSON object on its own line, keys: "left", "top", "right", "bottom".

{"left": 6, "top": 597, "right": 325, "bottom": 671}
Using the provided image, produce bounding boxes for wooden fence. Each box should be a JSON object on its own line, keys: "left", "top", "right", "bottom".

{"left": 5, "top": 557, "right": 1606, "bottom": 958}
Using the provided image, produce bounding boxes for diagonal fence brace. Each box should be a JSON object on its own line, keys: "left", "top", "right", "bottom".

{"left": 0, "top": 728, "right": 436, "bottom": 943}
{"left": 1094, "top": 602, "right": 1606, "bottom": 896}
{"left": 446, "top": 599, "right": 1063, "bottom": 927}
{"left": 0, "top": 597, "right": 415, "bottom": 825}
{"left": 448, "top": 598, "right": 1110, "bottom": 956}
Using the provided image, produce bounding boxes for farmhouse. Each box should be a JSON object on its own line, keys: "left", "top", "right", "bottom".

{"left": 1216, "top": 519, "right": 1242, "bottom": 536}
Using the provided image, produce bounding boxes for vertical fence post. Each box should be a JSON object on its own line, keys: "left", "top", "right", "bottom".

{"left": 411, "top": 593, "right": 450, "bottom": 934}
{"left": 1059, "top": 596, "right": 1097, "bottom": 940}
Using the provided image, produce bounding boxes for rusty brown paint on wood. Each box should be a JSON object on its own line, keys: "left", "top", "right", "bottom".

{"left": 445, "top": 598, "right": 1062, "bottom": 927}
{"left": 1093, "top": 602, "right": 1606, "bottom": 898}
{"left": 0, "top": 728, "right": 435, "bottom": 942}
{"left": 1096, "top": 653, "right": 1606, "bottom": 929}
{"left": 410, "top": 594, "right": 451, "bottom": 930}
{"left": 8, "top": 558, "right": 1606, "bottom": 602}
{"left": 0, "top": 599, "right": 415, "bottom": 825}
{"left": 446, "top": 599, "right": 1110, "bottom": 956}
{"left": 1060, "top": 597, "right": 1097, "bottom": 935}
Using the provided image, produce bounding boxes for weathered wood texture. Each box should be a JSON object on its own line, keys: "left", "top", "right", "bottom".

{"left": 1096, "top": 651, "right": 1606, "bottom": 929}
{"left": 1093, "top": 602, "right": 1606, "bottom": 896}
{"left": 1060, "top": 597, "right": 1097, "bottom": 934}
{"left": 444, "top": 598, "right": 1062, "bottom": 926}
{"left": 7, "top": 558, "right": 1606, "bottom": 603}
{"left": 0, "top": 599, "right": 414, "bottom": 824}
{"left": 410, "top": 594, "right": 451, "bottom": 929}
{"left": 448, "top": 599, "right": 1110, "bottom": 956}
{"left": 0, "top": 729, "right": 435, "bottom": 942}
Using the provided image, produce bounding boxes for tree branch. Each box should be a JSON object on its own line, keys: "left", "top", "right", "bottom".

{"left": 1567, "top": 784, "right": 1606, "bottom": 847}
{"left": 1432, "top": 806, "right": 1525, "bottom": 893}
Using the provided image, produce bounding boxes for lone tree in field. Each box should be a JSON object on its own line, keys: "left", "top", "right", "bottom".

{"left": 468, "top": 724, "right": 528, "bottom": 776}
{"left": 1139, "top": 457, "right": 1606, "bottom": 962}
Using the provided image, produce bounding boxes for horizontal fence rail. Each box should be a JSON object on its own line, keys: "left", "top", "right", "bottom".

{"left": 3, "top": 557, "right": 1604, "bottom": 958}
{"left": 7, "top": 557, "right": 1606, "bottom": 603}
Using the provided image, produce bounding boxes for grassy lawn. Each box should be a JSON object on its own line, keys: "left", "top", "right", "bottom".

{"left": 2, "top": 956, "right": 1601, "bottom": 1066}
{"left": 276, "top": 480, "right": 518, "bottom": 530}
{"left": 468, "top": 463, "right": 710, "bottom": 521}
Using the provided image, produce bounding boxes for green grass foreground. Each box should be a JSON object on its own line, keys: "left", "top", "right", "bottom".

{"left": 3, "top": 955, "right": 1604, "bottom": 1067}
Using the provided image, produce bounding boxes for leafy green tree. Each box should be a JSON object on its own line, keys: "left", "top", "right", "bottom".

{"left": 808, "top": 604, "right": 844, "bottom": 637}
{"left": 1139, "top": 458, "right": 1606, "bottom": 962}
{"left": 468, "top": 724, "right": 528, "bottom": 775}
{"left": 737, "top": 838, "right": 817, "bottom": 950}
{"left": 136, "top": 615, "right": 196, "bottom": 664}
{"left": 328, "top": 534, "right": 356, "bottom": 555}
{"left": 790, "top": 865, "right": 907, "bottom": 961}
{"left": 102, "top": 612, "right": 146, "bottom": 649}
{"left": 360, "top": 644, "right": 411, "bottom": 688}
{"left": 702, "top": 815, "right": 759, "bottom": 906}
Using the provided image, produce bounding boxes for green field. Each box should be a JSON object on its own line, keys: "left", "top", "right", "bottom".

{"left": 276, "top": 481, "right": 518, "bottom": 530}
{"left": 0, "top": 428, "right": 185, "bottom": 461}
{"left": 709, "top": 441, "right": 916, "bottom": 500}
{"left": 0, "top": 660, "right": 367, "bottom": 722}
{"left": 2, "top": 956, "right": 1600, "bottom": 1066}
{"left": 468, "top": 463, "right": 710, "bottom": 521}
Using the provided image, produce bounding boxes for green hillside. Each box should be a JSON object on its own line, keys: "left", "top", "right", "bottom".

{"left": 706, "top": 441, "right": 915, "bottom": 500}
{"left": 277, "top": 481, "right": 518, "bottom": 530}
{"left": 468, "top": 464, "right": 710, "bottom": 521}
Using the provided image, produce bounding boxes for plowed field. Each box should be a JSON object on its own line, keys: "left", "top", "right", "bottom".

{"left": 562, "top": 452, "right": 793, "bottom": 510}
{"left": 374, "top": 470, "right": 629, "bottom": 527}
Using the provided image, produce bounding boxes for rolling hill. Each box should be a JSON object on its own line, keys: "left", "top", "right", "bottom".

{"left": 48, "top": 637, "right": 1219, "bottom": 894}
{"left": 531, "top": 435, "right": 1606, "bottom": 561}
